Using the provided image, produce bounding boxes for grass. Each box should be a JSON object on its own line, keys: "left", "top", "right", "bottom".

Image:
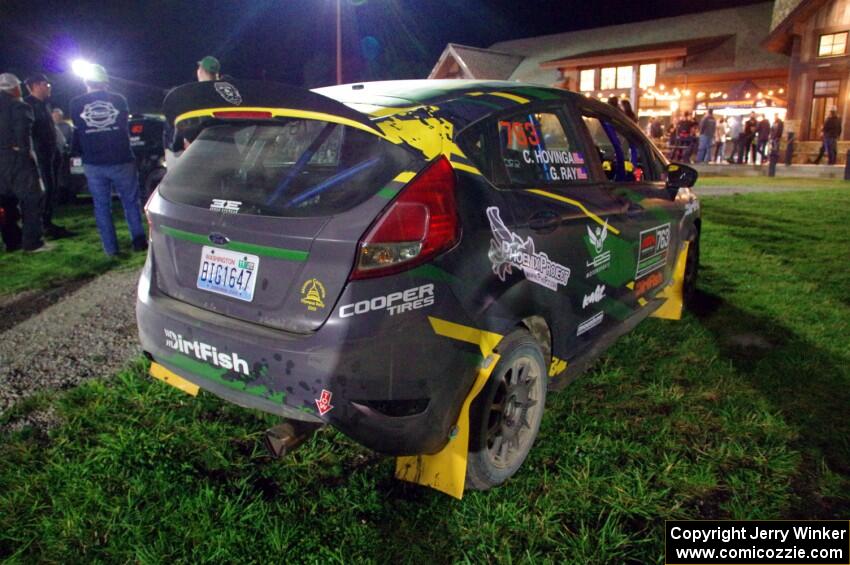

{"left": 0, "top": 200, "right": 146, "bottom": 296}
{"left": 1, "top": 189, "right": 849, "bottom": 563}
{"left": 695, "top": 175, "right": 849, "bottom": 189}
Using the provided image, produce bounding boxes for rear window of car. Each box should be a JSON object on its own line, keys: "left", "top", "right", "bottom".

{"left": 159, "top": 120, "right": 416, "bottom": 217}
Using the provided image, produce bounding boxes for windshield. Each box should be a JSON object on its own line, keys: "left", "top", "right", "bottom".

{"left": 159, "top": 120, "right": 416, "bottom": 217}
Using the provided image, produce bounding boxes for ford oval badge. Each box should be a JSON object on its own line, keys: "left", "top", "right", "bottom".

{"left": 209, "top": 233, "right": 230, "bottom": 245}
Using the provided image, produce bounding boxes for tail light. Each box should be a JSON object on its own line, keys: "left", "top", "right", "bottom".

{"left": 350, "top": 156, "right": 458, "bottom": 279}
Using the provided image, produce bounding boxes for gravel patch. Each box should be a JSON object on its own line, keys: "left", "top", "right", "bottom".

{"left": 0, "top": 268, "right": 142, "bottom": 416}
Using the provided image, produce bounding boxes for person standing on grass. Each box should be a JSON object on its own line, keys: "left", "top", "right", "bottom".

{"left": 726, "top": 115, "right": 741, "bottom": 163}
{"left": 24, "top": 73, "right": 71, "bottom": 239}
{"left": 738, "top": 112, "right": 757, "bottom": 164}
{"left": 70, "top": 64, "right": 146, "bottom": 257}
{"left": 696, "top": 109, "right": 716, "bottom": 163}
{"left": 815, "top": 109, "right": 842, "bottom": 165}
{"left": 714, "top": 116, "right": 727, "bottom": 163}
{"left": 0, "top": 73, "right": 50, "bottom": 253}
{"left": 755, "top": 114, "right": 771, "bottom": 164}
{"left": 769, "top": 115, "right": 784, "bottom": 155}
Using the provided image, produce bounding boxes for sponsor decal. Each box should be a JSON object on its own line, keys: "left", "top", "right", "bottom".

{"left": 300, "top": 278, "right": 326, "bottom": 311}
{"left": 164, "top": 329, "right": 250, "bottom": 376}
{"left": 486, "top": 207, "right": 570, "bottom": 291}
{"left": 80, "top": 100, "right": 120, "bottom": 130}
{"left": 210, "top": 199, "right": 242, "bottom": 214}
{"left": 684, "top": 199, "right": 700, "bottom": 217}
{"left": 214, "top": 81, "right": 243, "bottom": 105}
{"left": 635, "top": 223, "right": 671, "bottom": 279}
{"left": 339, "top": 283, "right": 434, "bottom": 318}
{"left": 585, "top": 220, "right": 612, "bottom": 278}
{"left": 577, "top": 312, "right": 604, "bottom": 336}
{"left": 582, "top": 284, "right": 606, "bottom": 309}
{"left": 315, "top": 389, "right": 334, "bottom": 416}
{"left": 635, "top": 271, "right": 664, "bottom": 297}
{"left": 548, "top": 356, "right": 567, "bottom": 377}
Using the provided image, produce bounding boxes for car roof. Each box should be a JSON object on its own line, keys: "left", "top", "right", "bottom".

{"left": 314, "top": 79, "right": 574, "bottom": 118}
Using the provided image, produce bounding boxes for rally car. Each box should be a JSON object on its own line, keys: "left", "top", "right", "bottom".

{"left": 137, "top": 79, "right": 700, "bottom": 498}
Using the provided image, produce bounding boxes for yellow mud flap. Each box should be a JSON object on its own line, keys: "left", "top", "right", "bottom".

{"left": 395, "top": 318, "right": 504, "bottom": 499}
{"left": 651, "top": 241, "right": 690, "bottom": 321}
{"left": 150, "top": 362, "right": 200, "bottom": 396}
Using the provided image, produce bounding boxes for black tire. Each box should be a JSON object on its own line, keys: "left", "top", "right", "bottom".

{"left": 142, "top": 167, "right": 167, "bottom": 202}
{"left": 683, "top": 234, "right": 700, "bottom": 307}
{"left": 466, "top": 330, "right": 547, "bottom": 491}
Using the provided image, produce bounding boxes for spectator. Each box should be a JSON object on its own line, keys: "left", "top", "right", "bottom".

{"left": 24, "top": 73, "right": 71, "bottom": 238}
{"left": 714, "top": 116, "right": 728, "bottom": 163}
{"left": 769, "top": 115, "right": 784, "bottom": 154}
{"left": 738, "top": 112, "right": 758, "bottom": 164}
{"left": 648, "top": 116, "right": 663, "bottom": 140}
{"left": 70, "top": 64, "right": 146, "bottom": 257}
{"left": 672, "top": 111, "right": 697, "bottom": 163}
{"left": 196, "top": 56, "right": 222, "bottom": 82}
{"left": 755, "top": 114, "right": 771, "bottom": 164}
{"left": 726, "top": 115, "right": 742, "bottom": 164}
{"left": 697, "top": 109, "right": 717, "bottom": 163}
{"left": 621, "top": 99, "right": 637, "bottom": 123}
{"left": 815, "top": 109, "right": 841, "bottom": 165}
{"left": 607, "top": 96, "right": 620, "bottom": 111}
{"left": 52, "top": 108, "right": 73, "bottom": 204}
{"left": 0, "top": 73, "right": 49, "bottom": 252}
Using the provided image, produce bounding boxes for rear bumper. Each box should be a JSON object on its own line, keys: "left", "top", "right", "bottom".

{"left": 136, "top": 261, "right": 482, "bottom": 455}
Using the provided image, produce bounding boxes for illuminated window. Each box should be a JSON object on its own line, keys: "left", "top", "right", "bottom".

{"left": 579, "top": 69, "right": 595, "bottom": 91}
{"left": 616, "top": 66, "right": 633, "bottom": 89}
{"left": 600, "top": 67, "right": 616, "bottom": 90}
{"left": 819, "top": 32, "right": 848, "bottom": 57}
{"left": 639, "top": 63, "right": 657, "bottom": 88}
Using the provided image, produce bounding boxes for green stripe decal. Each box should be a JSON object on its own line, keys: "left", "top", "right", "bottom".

{"left": 377, "top": 186, "right": 400, "bottom": 199}
{"left": 160, "top": 225, "right": 309, "bottom": 262}
{"left": 162, "top": 353, "right": 286, "bottom": 404}
{"left": 458, "top": 97, "right": 503, "bottom": 110}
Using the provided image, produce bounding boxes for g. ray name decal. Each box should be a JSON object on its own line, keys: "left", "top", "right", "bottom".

{"left": 486, "top": 207, "right": 570, "bottom": 291}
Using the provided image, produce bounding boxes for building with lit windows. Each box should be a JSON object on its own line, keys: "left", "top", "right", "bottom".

{"left": 430, "top": 0, "right": 850, "bottom": 162}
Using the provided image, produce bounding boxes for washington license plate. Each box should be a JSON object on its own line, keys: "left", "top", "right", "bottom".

{"left": 196, "top": 246, "right": 259, "bottom": 302}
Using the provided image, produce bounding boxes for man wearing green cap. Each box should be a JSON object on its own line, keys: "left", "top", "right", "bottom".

{"left": 69, "top": 64, "right": 146, "bottom": 256}
{"left": 196, "top": 56, "right": 221, "bottom": 82}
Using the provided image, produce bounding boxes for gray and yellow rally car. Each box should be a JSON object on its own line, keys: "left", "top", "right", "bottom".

{"left": 137, "top": 79, "right": 700, "bottom": 498}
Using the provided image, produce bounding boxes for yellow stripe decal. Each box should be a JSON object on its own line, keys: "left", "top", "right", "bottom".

{"left": 393, "top": 171, "right": 417, "bottom": 184}
{"left": 174, "top": 107, "right": 381, "bottom": 136}
{"left": 626, "top": 281, "right": 635, "bottom": 290}
{"left": 150, "top": 362, "right": 200, "bottom": 396}
{"left": 526, "top": 189, "right": 621, "bottom": 235}
{"left": 489, "top": 91, "right": 530, "bottom": 104}
{"left": 428, "top": 316, "right": 503, "bottom": 357}
{"left": 638, "top": 297, "right": 648, "bottom": 307}
{"left": 451, "top": 162, "right": 483, "bottom": 176}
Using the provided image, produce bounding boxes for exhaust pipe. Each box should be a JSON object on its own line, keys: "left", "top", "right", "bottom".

{"left": 264, "top": 420, "right": 321, "bottom": 458}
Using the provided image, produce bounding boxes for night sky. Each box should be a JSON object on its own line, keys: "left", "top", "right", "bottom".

{"left": 0, "top": 0, "right": 764, "bottom": 112}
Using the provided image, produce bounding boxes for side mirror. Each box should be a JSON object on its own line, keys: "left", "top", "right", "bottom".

{"left": 666, "top": 163, "right": 698, "bottom": 190}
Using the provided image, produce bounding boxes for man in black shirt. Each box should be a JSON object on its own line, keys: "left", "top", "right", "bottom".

{"left": 738, "top": 112, "right": 758, "bottom": 164}
{"left": 24, "top": 74, "right": 71, "bottom": 238}
{"left": 0, "top": 73, "right": 49, "bottom": 252}
{"left": 815, "top": 109, "right": 842, "bottom": 165}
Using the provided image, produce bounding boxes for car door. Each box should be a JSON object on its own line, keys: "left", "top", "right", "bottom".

{"left": 461, "top": 102, "right": 631, "bottom": 361}
{"left": 573, "top": 100, "right": 684, "bottom": 316}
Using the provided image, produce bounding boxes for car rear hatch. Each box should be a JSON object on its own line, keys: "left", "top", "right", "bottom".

{"left": 149, "top": 80, "right": 427, "bottom": 333}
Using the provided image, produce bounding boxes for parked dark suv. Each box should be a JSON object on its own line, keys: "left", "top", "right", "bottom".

{"left": 137, "top": 79, "right": 700, "bottom": 498}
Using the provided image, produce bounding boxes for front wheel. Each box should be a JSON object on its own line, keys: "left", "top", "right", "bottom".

{"left": 466, "top": 330, "right": 547, "bottom": 491}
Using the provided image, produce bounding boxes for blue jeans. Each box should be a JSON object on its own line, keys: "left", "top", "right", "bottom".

{"left": 696, "top": 135, "right": 712, "bottom": 163}
{"left": 84, "top": 162, "right": 146, "bottom": 256}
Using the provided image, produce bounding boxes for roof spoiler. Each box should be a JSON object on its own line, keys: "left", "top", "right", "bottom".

{"left": 162, "top": 79, "right": 382, "bottom": 134}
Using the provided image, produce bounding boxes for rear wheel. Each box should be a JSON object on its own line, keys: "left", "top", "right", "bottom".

{"left": 466, "top": 330, "right": 547, "bottom": 491}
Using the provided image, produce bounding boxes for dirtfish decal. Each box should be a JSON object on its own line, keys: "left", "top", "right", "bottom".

{"left": 487, "top": 207, "right": 570, "bottom": 291}
{"left": 582, "top": 284, "right": 606, "bottom": 309}
{"left": 164, "top": 329, "right": 250, "bottom": 376}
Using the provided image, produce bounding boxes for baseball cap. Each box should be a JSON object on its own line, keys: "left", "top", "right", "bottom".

{"left": 86, "top": 64, "right": 109, "bottom": 83}
{"left": 24, "top": 73, "right": 50, "bottom": 86}
{"left": 0, "top": 73, "right": 21, "bottom": 91}
{"left": 197, "top": 56, "right": 221, "bottom": 74}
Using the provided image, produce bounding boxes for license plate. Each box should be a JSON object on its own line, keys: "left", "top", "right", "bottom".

{"left": 196, "top": 246, "right": 259, "bottom": 302}
{"left": 71, "top": 157, "right": 82, "bottom": 167}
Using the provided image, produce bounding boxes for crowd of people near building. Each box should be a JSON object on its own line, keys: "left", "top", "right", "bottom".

{"left": 0, "top": 56, "right": 225, "bottom": 257}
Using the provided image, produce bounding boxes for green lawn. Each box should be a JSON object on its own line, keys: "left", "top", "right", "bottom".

{"left": 1, "top": 189, "right": 849, "bottom": 563}
{"left": 0, "top": 202, "right": 146, "bottom": 296}
{"left": 695, "top": 175, "right": 849, "bottom": 189}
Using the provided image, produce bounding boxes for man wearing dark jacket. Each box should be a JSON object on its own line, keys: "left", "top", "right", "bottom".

{"left": 70, "top": 64, "right": 146, "bottom": 256}
{"left": 815, "top": 109, "right": 842, "bottom": 165}
{"left": 24, "top": 73, "right": 70, "bottom": 238}
{"left": 0, "top": 73, "right": 48, "bottom": 252}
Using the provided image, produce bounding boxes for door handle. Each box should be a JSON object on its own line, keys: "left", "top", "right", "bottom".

{"left": 528, "top": 210, "right": 560, "bottom": 234}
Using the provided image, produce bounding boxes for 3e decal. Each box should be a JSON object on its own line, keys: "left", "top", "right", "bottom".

{"left": 210, "top": 199, "right": 241, "bottom": 214}
{"left": 487, "top": 207, "right": 570, "bottom": 291}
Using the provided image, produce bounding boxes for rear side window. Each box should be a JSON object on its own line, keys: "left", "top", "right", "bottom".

{"left": 461, "top": 108, "right": 590, "bottom": 188}
{"left": 581, "top": 112, "right": 665, "bottom": 183}
{"left": 159, "top": 120, "right": 416, "bottom": 217}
